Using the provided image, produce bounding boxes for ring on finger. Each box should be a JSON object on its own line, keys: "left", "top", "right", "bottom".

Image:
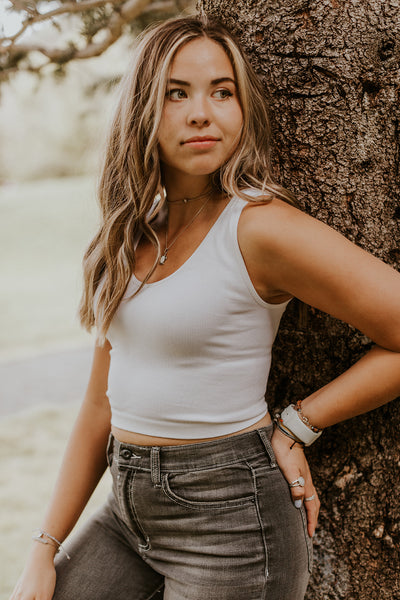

{"left": 289, "top": 476, "right": 305, "bottom": 488}
{"left": 304, "top": 494, "right": 315, "bottom": 502}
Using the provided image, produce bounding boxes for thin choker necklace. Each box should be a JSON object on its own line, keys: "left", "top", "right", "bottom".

{"left": 166, "top": 186, "right": 211, "bottom": 204}
{"left": 159, "top": 195, "right": 211, "bottom": 265}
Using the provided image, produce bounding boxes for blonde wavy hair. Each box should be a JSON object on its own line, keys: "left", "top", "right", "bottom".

{"left": 79, "top": 15, "right": 295, "bottom": 343}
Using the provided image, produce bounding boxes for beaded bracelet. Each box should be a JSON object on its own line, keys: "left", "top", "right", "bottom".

{"left": 32, "top": 529, "right": 71, "bottom": 560}
{"left": 295, "top": 400, "right": 322, "bottom": 433}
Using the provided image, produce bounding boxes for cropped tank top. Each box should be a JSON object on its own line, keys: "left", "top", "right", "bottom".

{"left": 106, "top": 195, "right": 290, "bottom": 438}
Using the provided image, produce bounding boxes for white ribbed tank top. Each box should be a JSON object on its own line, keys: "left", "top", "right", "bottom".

{"left": 106, "top": 195, "right": 290, "bottom": 438}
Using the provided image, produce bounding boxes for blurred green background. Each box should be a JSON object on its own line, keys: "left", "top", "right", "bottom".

{"left": 0, "top": 26, "right": 131, "bottom": 598}
{"left": 0, "top": 33, "right": 133, "bottom": 359}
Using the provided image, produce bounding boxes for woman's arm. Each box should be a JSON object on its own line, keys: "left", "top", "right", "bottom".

{"left": 239, "top": 198, "right": 400, "bottom": 414}
{"left": 39, "top": 339, "right": 112, "bottom": 542}
{"left": 298, "top": 344, "right": 400, "bottom": 428}
{"left": 238, "top": 199, "right": 400, "bottom": 535}
{"left": 10, "top": 340, "right": 112, "bottom": 600}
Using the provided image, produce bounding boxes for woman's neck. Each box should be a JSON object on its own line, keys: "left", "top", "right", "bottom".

{"left": 164, "top": 187, "right": 222, "bottom": 231}
{"left": 162, "top": 170, "right": 212, "bottom": 203}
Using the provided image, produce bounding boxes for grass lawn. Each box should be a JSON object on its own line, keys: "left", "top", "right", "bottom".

{"left": 0, "top": 403, "right": 112, "bottom": 598}
{"left": 0, "top": 175, "right": 99, "bottom": 360}
{"left": 0, "top": 175, "right": 110, "bottom": 597}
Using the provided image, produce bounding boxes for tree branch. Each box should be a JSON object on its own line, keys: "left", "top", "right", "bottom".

{"left": 0, "top": 0, "right": 191, "bottom": 79}
{"left": 1, "top": 0, "right": 123, "bottom": 44}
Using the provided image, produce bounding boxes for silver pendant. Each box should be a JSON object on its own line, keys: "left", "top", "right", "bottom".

{"left": 159, "top": 252, "right": 167, "bottom": 265}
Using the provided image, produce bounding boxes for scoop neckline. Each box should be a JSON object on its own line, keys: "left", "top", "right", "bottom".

{"left": 132, "top": 196, "right": 237, "bottom": 288}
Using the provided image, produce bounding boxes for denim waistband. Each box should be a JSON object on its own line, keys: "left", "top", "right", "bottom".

{"left": 108, "top": 425, "right": 276, "bottom": 481}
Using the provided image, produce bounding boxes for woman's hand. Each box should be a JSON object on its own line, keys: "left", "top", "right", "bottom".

{"left": 271, "top": 427, "right": 320, "bottom": 537}
{"left": 10, "top": 544, "right": 57, "bottom": 600}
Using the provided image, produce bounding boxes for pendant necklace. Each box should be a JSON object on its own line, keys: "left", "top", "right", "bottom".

{"left": 159, "top": 195, "right": 211, "bottom": 265}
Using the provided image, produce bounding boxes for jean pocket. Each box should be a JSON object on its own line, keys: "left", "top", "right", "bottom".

{"left": 162, "top": 462, "right": 256, "bottom": 510}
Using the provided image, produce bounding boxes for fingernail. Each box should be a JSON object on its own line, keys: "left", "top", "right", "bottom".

{"left": 294, "top": 499, "right": 302, "bottom": 509}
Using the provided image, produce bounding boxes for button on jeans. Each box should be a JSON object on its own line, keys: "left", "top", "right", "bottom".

{"left": 54, "top": 425, "right": 312, "bottom": 599}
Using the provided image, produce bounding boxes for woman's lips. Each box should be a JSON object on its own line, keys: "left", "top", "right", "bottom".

{"left": 183, "top": 136, "right": 219, "bottom": 149}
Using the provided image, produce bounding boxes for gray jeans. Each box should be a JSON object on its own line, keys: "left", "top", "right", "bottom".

{"left": 54, "top": 426, "right": 312, "bottom": 599}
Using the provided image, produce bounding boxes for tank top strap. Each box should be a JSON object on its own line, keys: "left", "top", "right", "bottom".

{"left": 196, "top": 194, "right": 247, "bottom": 257}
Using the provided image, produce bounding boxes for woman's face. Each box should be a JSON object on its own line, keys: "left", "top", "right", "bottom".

{"left": 157, "top": 37, "right": 243, "bottom": 183}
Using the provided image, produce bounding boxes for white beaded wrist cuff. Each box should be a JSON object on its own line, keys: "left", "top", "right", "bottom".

{"left": 280, "top": 404, "right": 323, "bottom": 446}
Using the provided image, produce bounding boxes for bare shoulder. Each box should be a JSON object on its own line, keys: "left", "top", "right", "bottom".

{"left": 238, "top": 195, "right": 382, "bottom": 264}
{"left": 238, "top": 196, "right": 400, "bottom": 350}
{"left": 238, "top": 196, "right": 337, "bottom": 277}
{"left": 238, "top": 196, "right": 328, "bottom": 252}
{"left": 237, "top": 197, "right": 321, "bottom": 304}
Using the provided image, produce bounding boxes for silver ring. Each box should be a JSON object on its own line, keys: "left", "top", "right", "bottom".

{"left": 289, "top": 476, "right": 305, "bottom": 488}
{"left": 304, "top": 494, "right": 315, "bottom": 502}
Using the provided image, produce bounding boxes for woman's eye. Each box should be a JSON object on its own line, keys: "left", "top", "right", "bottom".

{"left": 167, "top": 88, "right": 187, "bottom": 100}
{"left": 214, "top": 89, "right": 233, "bottom": 99}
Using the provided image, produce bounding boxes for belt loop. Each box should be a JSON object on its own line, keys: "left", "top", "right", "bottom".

{"left": 106, "top": 433, "right": 114, "bottom": 467}
{"left": 150, "top": 447, "right": 161, "bottom": 487}
{"left": 257, "top": 429, "right": 277, "bottom": 468}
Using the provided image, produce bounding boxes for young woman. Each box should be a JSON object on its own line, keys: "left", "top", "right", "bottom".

{"left": 11, "top": 15, "right": 400, "bottom": 600}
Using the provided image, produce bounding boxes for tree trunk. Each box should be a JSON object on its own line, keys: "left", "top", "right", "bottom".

{"left": 198, "top": 1, "right": 400, "bottom": 598}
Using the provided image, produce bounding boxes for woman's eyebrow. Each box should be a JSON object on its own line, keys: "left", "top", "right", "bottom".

{"left": 211, "top": 77, "right": 237, "bottom": 85}
{"left": 168, "top": 77, "right": 237, "bottom": 86}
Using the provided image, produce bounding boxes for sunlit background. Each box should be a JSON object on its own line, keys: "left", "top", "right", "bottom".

{"left": 0, "top": 1, "right": 166, "bottom": 593}
{"left": 0, "top": 1, "right": 23, "bottom": 37}
{"left": 0, "top": 42, "right": 130, "bottom": 361}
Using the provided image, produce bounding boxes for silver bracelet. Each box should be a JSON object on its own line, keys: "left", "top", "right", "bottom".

{"left": 32, "top": 529, "right": 71, "bottom": 560}
{"left": 275, "top": 420, "right": 305, "bottom": 447}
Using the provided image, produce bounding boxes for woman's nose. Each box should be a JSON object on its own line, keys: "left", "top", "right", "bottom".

{"left": 187, "top": 96, "right": 210, "bottom": 126}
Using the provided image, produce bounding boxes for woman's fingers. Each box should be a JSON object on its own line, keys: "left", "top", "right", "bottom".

{"left": 304, "top": 491, "right": 320, "bottom": 537}
{"left": 288, "top": 470, "right": 320, "bottom": 536}
{"left": 287, "top": 473, "right": 306, "bottom": 507}
{"left": 270, "top": 427, "right": 320, "bottom": 536}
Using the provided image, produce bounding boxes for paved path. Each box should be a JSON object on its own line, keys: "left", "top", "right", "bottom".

{"left": 0, "top": 347, "right": 93, "bottom": 416}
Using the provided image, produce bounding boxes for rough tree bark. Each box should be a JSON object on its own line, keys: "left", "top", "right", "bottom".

{"left": 198, "top": 1, "right": 400, "bottom": 598}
